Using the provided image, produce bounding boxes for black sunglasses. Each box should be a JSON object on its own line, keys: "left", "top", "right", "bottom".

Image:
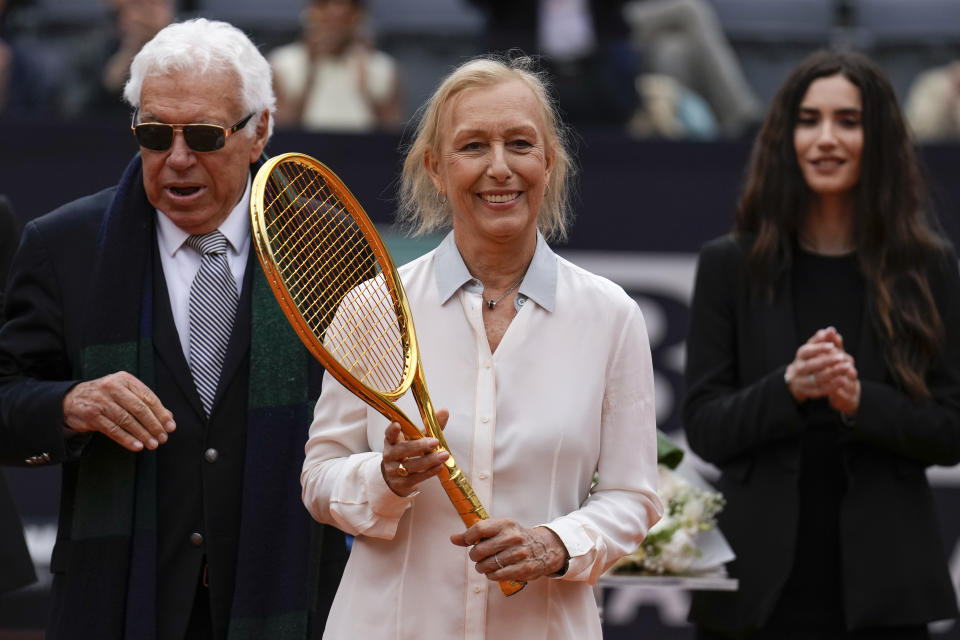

{"left": 131, "top": 110, "right": 256, "bottom": 152}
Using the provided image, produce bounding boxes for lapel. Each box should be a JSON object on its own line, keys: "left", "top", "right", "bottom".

{"left": 210, "top": 245, "right": 254, "bottom": 411}
{"left": 760, "top": 266, "right": 799, "bottom": 374}
{"left": 757, "top": 261, "right": 806, "bottom": 468}
{"left": 853, "top": 293, "right": 885, "bottom": 383}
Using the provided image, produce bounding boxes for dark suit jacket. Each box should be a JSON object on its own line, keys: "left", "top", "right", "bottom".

{"left": 0, "top": 195, "right": 36, "bottom": 596}
{"left": 0, "top": 179, "right": 345, "bottom": 639}
{"left": 683, "top": 233, "right": 960, "bottom": 633}
{"left": 0, "top": 195, "right": 21, "bottom": 311}
{"left": 0, "top": 469, "right": 35, "bottom": 595}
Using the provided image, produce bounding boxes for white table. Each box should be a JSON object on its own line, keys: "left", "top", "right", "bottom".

{"left": 599, "top": 571, "right": 738, "bottom": 592}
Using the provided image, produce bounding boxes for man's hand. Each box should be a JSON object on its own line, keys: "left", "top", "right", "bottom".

{"left": 63, "top": 372, "right": 176, "bottom": 452}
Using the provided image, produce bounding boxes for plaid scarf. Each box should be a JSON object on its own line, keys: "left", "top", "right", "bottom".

{"left": 65, "top": 155, "right": 320, "bottom": 639}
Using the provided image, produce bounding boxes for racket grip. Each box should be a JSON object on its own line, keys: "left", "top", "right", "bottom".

{"left": 438, "top": 457, "right": 527, "bottom": 596}
{"left": 499, "top": 579, "right": 526, "bottom": 596}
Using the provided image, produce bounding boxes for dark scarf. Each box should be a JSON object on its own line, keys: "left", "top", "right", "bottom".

{"left": 68, "top": 155, "right": 320, "bottom": 639}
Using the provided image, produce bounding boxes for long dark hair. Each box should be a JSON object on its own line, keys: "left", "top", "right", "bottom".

{"left": 735, "top": 49, "right": 946, "bottom": 400}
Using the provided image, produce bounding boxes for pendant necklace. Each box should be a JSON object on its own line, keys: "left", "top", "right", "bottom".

{"left": 485, "top": 278, "right": 523, "bottom": 310}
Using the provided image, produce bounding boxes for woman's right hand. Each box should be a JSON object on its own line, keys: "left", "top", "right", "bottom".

{"left": 784, "top": 327, "right": 856, "bottom": 403}
{"left": 380, "top": 409, "right": 450, "bottom": 496}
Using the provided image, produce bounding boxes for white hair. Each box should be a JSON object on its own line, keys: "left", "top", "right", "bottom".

{"left": 123, "top": 18, "right": 275, "bottom": 140}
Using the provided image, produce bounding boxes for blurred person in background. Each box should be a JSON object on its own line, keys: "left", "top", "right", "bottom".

{"left": 467, "top": 0, "right": 641, "bottom": 127}
{"left": 623, "top": 0, "right": 761, "bottom": 138}
{"left": 269, "top": 0, "right": 401, "bottom": 132}
{"left": 100, "top": 0, "right": 175, "bottom": 107}
{"left": 57, "top": 0, "right": 174, "bottom": 120}
{"left": 0, "top": 0, "right": 61, "bottom": 118}
{"left": 684, "top": 49, "right": 960, "bottom": 639}
{"left": 904, "top": 59, "right": 960, "bottom": 141}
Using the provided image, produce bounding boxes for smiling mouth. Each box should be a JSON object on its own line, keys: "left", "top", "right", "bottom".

{"left": 811, "top": 159, "right": 845, "bottom": 169}
{"left": 479, "top": 192, "right": 520, "bottom": 203}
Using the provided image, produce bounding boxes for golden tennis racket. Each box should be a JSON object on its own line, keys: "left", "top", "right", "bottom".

{"left": 250, "top": 152, "right": 524, "bottom": 596}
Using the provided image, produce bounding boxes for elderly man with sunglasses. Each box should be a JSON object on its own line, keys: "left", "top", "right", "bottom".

{"left": 0, "top": 18, "right": 346, "bottom": 640}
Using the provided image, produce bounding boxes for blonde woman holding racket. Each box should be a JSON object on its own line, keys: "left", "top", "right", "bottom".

{"left": 300, "top": 55, "right": 662, "bottom": 639}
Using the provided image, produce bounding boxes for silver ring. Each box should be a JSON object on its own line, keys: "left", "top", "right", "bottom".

{"left": 494, "top": 552, "right": 505, "bottom": 569}
{"left": 396, "top": 462, "right": 409, "bottom": 477}
{"left": 808, "top": 373, "right": 816, "bottom": 387}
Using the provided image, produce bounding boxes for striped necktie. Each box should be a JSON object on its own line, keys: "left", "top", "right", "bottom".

{"left": 186, "top": 230, "right": 239, "bottom": 416}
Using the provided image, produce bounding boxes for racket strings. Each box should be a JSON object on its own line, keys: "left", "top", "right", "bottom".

{"left": 262, "top": 161, "right": 409, "bottom": 394}
{"left": 283, "top": 201, "right": 371, "bottom": 318}
{"left": 281, "top": 183, "right": 407, "bottom": 389}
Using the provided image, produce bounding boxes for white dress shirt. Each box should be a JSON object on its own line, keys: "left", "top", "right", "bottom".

{"left": 301, "top": 232, "right": 663, "bottom": 640}
{"left": 154, "top": 176, "right": 251, "bottom": 356}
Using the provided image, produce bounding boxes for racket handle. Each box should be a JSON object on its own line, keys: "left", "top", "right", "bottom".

{"left": 499, "top": 578, "right": 526, "bottom": 596}
{"left": 438, "top": 457, "right": 527, "bottom": 596}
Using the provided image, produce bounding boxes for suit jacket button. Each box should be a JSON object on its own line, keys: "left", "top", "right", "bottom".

{"left": 204, "top": 448, "right": 219, "bottom": 463}
{"left": 190, "top": 532, "right": 204, "bottom": 546}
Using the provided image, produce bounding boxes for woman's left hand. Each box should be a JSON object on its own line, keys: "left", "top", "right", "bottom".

{"left": 450, "top": 518, "right": 569, "bottom": 582}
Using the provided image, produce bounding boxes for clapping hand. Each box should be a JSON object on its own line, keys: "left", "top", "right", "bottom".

{"left": 784, "top": 327, "right": 861, "bottom": 417}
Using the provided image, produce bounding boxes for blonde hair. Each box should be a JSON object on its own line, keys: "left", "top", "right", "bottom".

{"left": 398, "top": 56, "right": 575, "bottom": 241}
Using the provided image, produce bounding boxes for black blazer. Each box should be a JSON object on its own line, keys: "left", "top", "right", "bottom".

{"left": 683, "top": 233, "right": 960, "bottom": 633}
{"left": 0, "top": 469, "right": 35, "bottom": 596}
{"left": 0, "top": 195, "right": 36, "bottom": 597}
{"left": 0, "top": 195, "right": 21, "bottom": 313}
{"left": 0, "top": 181, "right": 345, "bottom": 639}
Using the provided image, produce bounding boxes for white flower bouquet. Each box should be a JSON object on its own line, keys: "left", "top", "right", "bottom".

{"left": 610, "top": 432, "right": 728, "bottom": 576}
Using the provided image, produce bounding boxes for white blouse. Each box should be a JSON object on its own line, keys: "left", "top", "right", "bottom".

{"left": 301, "top": 233, "right": 662, "bottom": 639}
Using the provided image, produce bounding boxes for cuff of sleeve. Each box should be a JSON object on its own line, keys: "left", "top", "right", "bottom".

{"left": 539, "top": 519, "right": 593, "bottom": 579}
{"left": 770, "top": 366, "right": 805, "bottom": 432}
{"left": 26, "top": 380, "right": 80, "bottom": 464}
{"left": 363, "top": 454, "right": 417, "bottom": 518}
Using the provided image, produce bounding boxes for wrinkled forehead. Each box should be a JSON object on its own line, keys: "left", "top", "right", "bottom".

{"left": 139, "top": 68, "right": 244, "bottom": 123}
